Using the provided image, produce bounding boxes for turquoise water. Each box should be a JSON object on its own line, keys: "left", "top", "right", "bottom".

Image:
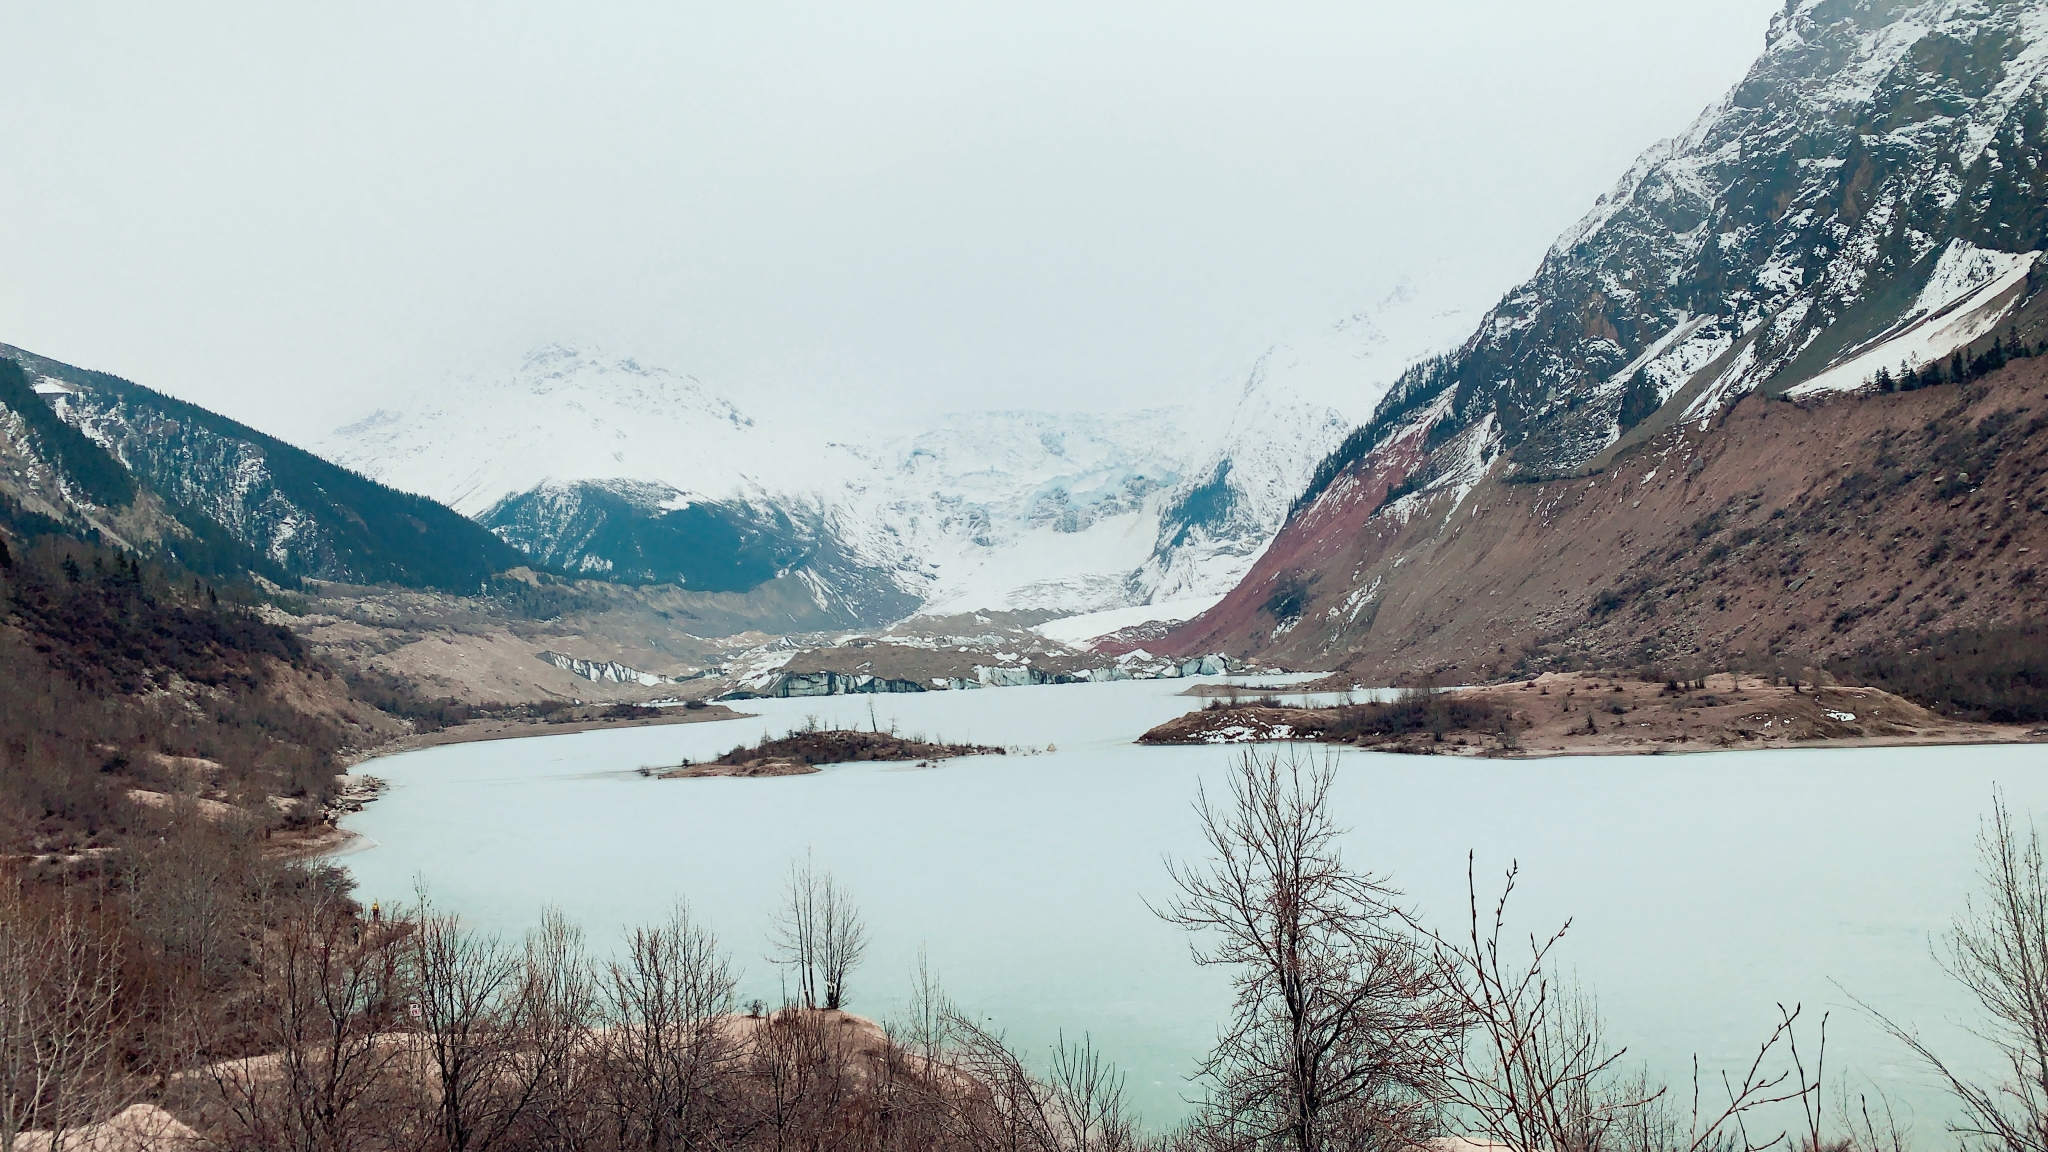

{"left": 340, "top": 678, "right": 2048, "bottom": 1133}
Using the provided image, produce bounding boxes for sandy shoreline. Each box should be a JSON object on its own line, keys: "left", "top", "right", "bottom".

{"left": 299, "top": 704, "right": 754, "bottom": 859}
{"left": 339, "top": 703, "right": 753, "bottom": 769}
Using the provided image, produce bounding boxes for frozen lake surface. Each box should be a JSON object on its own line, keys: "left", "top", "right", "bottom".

{"left": 342, "top": 677, "right": 2048, "bottom": 1131}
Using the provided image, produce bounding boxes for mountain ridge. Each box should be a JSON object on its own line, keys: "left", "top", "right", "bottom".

{"left": 1159, "top": 0, "right": 2048, "bottom": 681}
{"left": 319, "top": 285, "right": 1471, "bottom": 620}
{"left": 0, "top": 344, "right": 522, "bottom": 591}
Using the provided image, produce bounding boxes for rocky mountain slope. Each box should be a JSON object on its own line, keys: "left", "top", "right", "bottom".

{"left": 0, "top": 344, "right": 519, "bottom": 590}
{"left": 1162, "top": 0, "right": 2048, "bottom": 682}
{"left": 320, "top": 286, "right": 1470, "bottom": 622}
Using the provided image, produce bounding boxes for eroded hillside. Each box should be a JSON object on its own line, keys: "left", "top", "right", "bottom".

{"left": 1168, "top": 354, "right": 2048, "bottom": 685}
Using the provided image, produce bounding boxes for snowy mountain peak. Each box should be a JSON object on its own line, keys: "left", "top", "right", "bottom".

{"left": 320, "top": 342, "right": 775, "bottom": 517}
{"left": 323, "top": 289, "right": 1467, "bottom": 621}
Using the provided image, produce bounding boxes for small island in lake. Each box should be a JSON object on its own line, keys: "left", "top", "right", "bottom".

{"left": 657, "top": 729, "right": 1008, "bottom": 778}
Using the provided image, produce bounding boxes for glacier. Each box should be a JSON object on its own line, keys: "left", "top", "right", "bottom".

{"left": 318, "top": 285, "right": 1473, "bottom": 622}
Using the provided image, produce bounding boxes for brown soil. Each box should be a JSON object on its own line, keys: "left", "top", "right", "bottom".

{"left": 287, "top": 573, "right": 863, "bottom": 707}
{"left": 1159, "top": 359, "right": 2048, "bottom": 687}
{"left": 661, "top": 729, "right": 1005, "bottom": 778}
{"left": 342, "top": 703, "right": 750, "bottom": 767}
{"left": 1140, "top": 672, "right": 2038, "bottom": 757}
{"left": 1177, "top": 682, "right": 1307, "bottom": 697}
{"left": 773, "top": 640, "right": 1105, "bottom": 688}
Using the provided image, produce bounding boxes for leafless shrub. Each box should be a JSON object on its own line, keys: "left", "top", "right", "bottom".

{"left": 942, "top": 1009, "right": 1140, "bottom": 1152}
{"left": 1045, "top": 1032, "right": 1139, "bottom": 1152}
{"left": 1861, "top": 791, "right": 2048, "bottom": 1152}
{"left": 1432, "top": 854, "right": 1816, "bottom": 1152}
{"left": 0, "top": 879, "right": 124, "bottom": 1152}
{"left": 747, "top": 1007, "right": 855, "bottom": 1150}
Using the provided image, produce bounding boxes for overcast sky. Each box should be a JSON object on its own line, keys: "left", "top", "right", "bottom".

{"left": 1, "top": 1, "right": 1783, "bottom": 443}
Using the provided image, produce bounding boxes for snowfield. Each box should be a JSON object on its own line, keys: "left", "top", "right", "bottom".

{"left": 1787, "top": 243, "right": 2041, "bottom": 397}
{"left": 319, "top": 282, "right": 1474, "bottom": 620}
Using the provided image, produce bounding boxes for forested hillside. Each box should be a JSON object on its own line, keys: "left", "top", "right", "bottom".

{"left": 0, "top": 345, "right": 521, "bottom": 591}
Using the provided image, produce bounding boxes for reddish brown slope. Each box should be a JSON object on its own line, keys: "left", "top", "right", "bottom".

{"left": 1155, "top": 359, "right": 2048, "bottom": 684}
{"left": 1158, "top": 417, "right": 1434, "bottom": 660}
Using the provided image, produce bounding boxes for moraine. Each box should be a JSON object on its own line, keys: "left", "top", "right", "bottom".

{"left": 341, "top": 677, "right": 2048, "bottom": 1126}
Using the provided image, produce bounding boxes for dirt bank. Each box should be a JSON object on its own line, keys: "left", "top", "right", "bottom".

{"left": 1161, "top": 359, "right": 2048, "bottom": 687}
{"left": 1141, "top": 671, "right": 2039, "bottom": 757}
{"left": 342, "top": 703, "right": 751, "bottom": 767}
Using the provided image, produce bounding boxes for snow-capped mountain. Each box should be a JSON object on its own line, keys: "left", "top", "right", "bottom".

{"left": 1161, "top": 0, "right": 2048, "bottom": 676}
{"left": 827, "top": 408, "right": 1197, "bottom": 614}
{"left": 325, "top": 344, "right": 787, "bottom": 516}
{"left": 1307, "top": 0, "right": 2048, "bottom": 491}
{"left": 321, "top": 286, "right": 1469, "bottom": 621}
{"left": 1135, "top": 284, "right": 1475, "bottom": 603}
{"left": 0, "top": 342, "right": 519, "bottom": 590}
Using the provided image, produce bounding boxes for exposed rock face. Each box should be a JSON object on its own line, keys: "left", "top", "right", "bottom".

{"left": 1166, "top": 0, "right": 2048, "bottom": 679}
{"left": 536, "top": 651, "right": 680, "bottom": 686}
{"left": 762, "top": 671, "right": 930, "bottom": 697}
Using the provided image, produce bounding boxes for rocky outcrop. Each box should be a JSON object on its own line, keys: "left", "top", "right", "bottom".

{"left": 738, "top": 651, "right": 1239, "bottom": 697}
{"left": 536, "top": 651, "right": 681, "bottom": 686}
{"left": 754, "top": 671, "right": 931, "bottom": 698}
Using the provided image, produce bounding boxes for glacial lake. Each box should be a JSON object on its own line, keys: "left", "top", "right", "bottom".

{"left": 341, "top": 677, "right": 2048, "bottom": 1132}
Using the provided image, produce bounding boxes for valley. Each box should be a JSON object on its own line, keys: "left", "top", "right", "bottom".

{"left": 9, "top": 2, "right": 2048, "bottom": 1148}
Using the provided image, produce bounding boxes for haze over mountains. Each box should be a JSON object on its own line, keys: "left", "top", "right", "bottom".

{"left": 4, "top": 0, "right": 2048, "bottom": 705}
{"left": 317, "top": 283, "right": 1474, "bottom": 620}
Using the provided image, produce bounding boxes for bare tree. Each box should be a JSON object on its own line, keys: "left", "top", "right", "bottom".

{"left": 771, "top": 858, "right": 822, "bottom": 1010}
{"left": 819, "top": 877, "right": 869, "bottom": 1012}
{"left": 771, "top": 854, "right": 870, "bottom": 1011}
{"left": 402, "top": 904, "right": 546, "bottom": 1152}
{"left": 0, "top": 880, "right": 123, "bottom": 1152}
{"left": 597, "top": 902, "right": 738, "bottom": 1152}
{"left": 1157, "top": 749, "right": 1457, "bottom": 1152}
{"left": 1045, "top": 1032, "right": 1138, "bottom": 1152}
{"left": 876, "top": 949, "right": 981, "bottom": 1150}
{"left": 211, "top": 893, "right": 404, "bottom": 1152}
{"left": 1864, "top": 792, "right": 2048, "bottom": 1152}
{"left": 1434, "top": 854, "right": 1815, "bottom": 1152}
{"left": 522, "top": 908, "right": 600, "bottom": 1152}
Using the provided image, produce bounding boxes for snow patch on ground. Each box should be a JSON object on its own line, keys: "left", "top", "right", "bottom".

{"left": 1031, "top": 596, "right": 1226, "bottom": 647}
{"left": 1787, "top": 245, "right": 2039, "bottom": 397}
